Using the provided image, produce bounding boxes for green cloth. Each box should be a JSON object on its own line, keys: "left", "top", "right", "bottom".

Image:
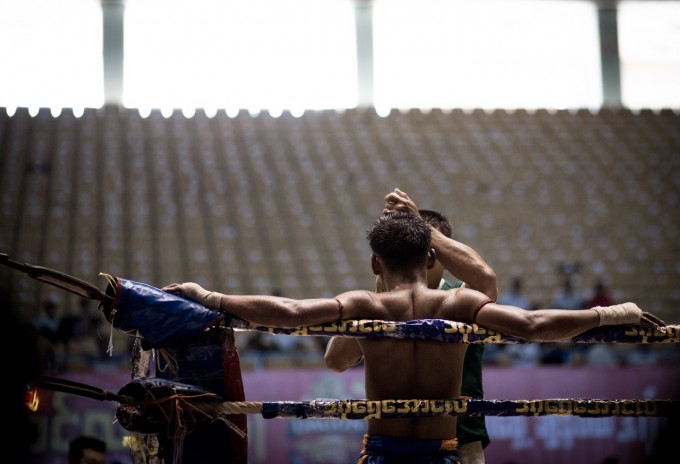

{"left": 441, "top": 279, "right": 490, "bottom": 448}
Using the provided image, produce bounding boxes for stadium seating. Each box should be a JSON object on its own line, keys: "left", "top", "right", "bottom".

{"left": 1, "top": 106, "right": 678, "bottom": 327}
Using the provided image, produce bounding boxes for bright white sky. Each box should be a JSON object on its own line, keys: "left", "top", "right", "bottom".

{"left": 0, "top": 0, "right": 678, "bottom": 113}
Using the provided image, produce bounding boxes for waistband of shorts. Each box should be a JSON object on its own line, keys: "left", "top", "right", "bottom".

{"left": 361, "top": 434, "right": 458, "bottom": 456}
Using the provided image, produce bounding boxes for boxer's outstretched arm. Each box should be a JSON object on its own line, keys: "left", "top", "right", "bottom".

{"left": 473, "top": 298, "right": 665, "bottom": 342}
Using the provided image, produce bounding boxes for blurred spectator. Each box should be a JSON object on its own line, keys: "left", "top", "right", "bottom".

{"left": 584, "top": 279, "right": 614, "bottom": 308}
{"left": 624, "top": 344, "right": 660, "bottom": 366}
{"left": 270, "top": 332, "right": 320, "bottom": 355}
{"left": 61, "top": 299, "right": 108, "bottom": 368}
{"left": 33, "top": 298, "right": 113, "bottom": 372}
{"left": 68, "top": 435, "right": 106, "bottom": 464}
{"left": 34, "top": 299, "right": 60, "bottom": 343}
{"left": 540, "top": 342, "right": 572, "bottom": 365}
{"left": 658, "top": 345, "right": 680, "bottom": 365}
{"left": 481, "top": 344, "right": 509, "bottom": 366}
{"left": 238, "top": 332, "right": 282, "bottom": 369}
{"left": 244, "top": 332, "right": 280, "bottom": 353}
{"left": 70, "top": 298, "right": 101, "bottom": 340}
{"left": 551, "top": 276, "right": 585, "bottom": 309}
{"left": 33, "top": 299, "right": 62, "bottom": 372}
{"left": 502, "top": 343, "right": 542, "bottom": 367}
{"left": 497, "top": 277, "right": 531, "bottom": 309}
{"left": 584, "top": 344, "right": 621, "bottom": 366}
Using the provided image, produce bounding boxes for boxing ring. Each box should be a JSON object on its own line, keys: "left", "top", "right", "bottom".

{"left": 3, "top": 254, "right": 678, "bottom": 464}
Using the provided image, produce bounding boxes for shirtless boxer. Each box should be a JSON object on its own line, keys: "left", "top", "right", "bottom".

{"left": 163, "top": 212, "right": 664, "bottom": 463}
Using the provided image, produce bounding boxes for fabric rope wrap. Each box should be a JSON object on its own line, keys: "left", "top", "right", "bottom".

{"left": 227, "top": 317, "right": 678, "bottom": 344}
{"left": 112, "top": 379, "right": 680, "bottom": 420}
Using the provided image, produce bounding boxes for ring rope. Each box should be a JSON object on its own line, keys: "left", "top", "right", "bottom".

{"left": 36, "top": 376, "right": 680, "bottom": 441}
{"left": 212, "top": 398, "right": 679, "bottom": 419}
{"left": 1, "top": 256, "right": 674, "bottom": 345}
{"left": 226, "top": 318, "right": 678, "bottom": 344}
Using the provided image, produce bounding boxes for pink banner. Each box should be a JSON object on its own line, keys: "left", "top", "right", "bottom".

{"left": 27, "top": 366, "right": 679, "bottom": 464}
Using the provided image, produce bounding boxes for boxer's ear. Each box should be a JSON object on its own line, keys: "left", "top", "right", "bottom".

{"left": 371, "top": 254, "right": 382, "bottom": 276}
{"left": 426, "top": 248, "right": 436, "bottom": 269}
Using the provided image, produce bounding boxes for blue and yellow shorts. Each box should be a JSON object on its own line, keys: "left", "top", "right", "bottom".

{"left": 357, "top": 434, "right": 460, "bottom": 464}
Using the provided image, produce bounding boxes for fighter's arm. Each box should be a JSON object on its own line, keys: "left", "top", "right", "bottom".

{"left": 430, "top": 227, "right": 498, "bottom": 301}
{"left": 383, "top": 188, "right": 497, "bottom": 301}
{"left": 324, "top": 337, "right": 364, "bottom": 372}
{"left": 458, "top": 288, "right": 666, "bottom": 341}
{"left": 162, "top": 282, "right": 382, "bottom": 328}
{"left": 475, "top": 302, "right": 600, "bottom": 341}
{"left": 324, "top": 266, "right": 389, "bottom": 370}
